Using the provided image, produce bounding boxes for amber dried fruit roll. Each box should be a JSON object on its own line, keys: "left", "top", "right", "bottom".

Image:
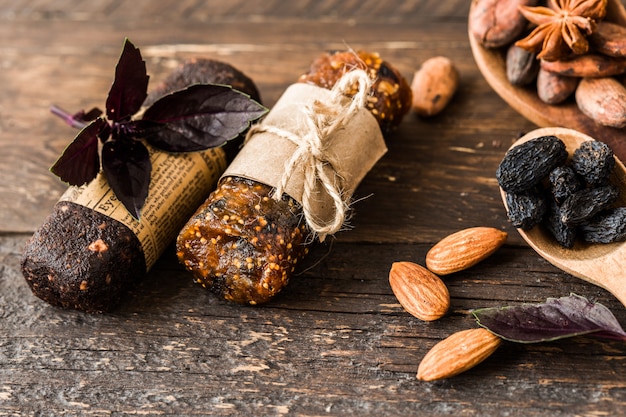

{"left": 177, "top": 50, "right": 412, "bottom": 305}
{"left": 298, "top": 50, "right": 412, "bottom": 135}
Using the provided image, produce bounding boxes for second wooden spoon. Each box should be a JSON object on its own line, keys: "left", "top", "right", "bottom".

{"left": 500, "top": 127, "right": 626, "bottom": 307}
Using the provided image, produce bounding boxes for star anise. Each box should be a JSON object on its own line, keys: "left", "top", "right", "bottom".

{"left": 516, "top": 0, "right": 608, "bottom": 61}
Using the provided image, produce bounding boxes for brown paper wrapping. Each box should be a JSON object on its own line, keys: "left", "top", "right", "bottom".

{"left": 60, "top": 147, "right": 227, "bottom": 269}
{"left": 223, "top": 82, "right": 387, "bottom": 238}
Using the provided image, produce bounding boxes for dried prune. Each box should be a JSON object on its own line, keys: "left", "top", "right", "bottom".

{"left": 548, "top": 165, "right": 582, "bottom": 204}
{"left": 571, "top": 140, "right": 615, "bottom": 186}
{"left": 505, "top": 187, "right": 548, "bottom": 229}
{"left": 560, "top": 185, "right": 619, "bottom": 225}
{"left": 498, "top": 135, "right": 625, "bottom": 248}
{"left": 497, "top": 135, "right": 568, "bottom": 193}
{"left": 580, "top": 207, "right": 626, "bottom": 243}
{"left": 544, "top": 201, "right": 577, "bottom": 248}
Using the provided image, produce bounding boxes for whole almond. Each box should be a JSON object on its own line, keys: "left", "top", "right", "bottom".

{"left": 417, "top": 328, "right": 502, "bottom": 381}
{"left": 426, "top": 227, "right": 507, "bottom": 275}
{"left": 576, "top": 77, "right": 626, "bottom": 128}
{"left": 411, "top": 56, "right": 459, "bottom": 117}
{"left": 389, "top": 261, "right": 450, "bottom": 322}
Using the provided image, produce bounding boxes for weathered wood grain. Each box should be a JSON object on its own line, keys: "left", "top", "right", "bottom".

{"left": 2, "top": 234, "right": 626, "bottom": 416}
{"left": 3, "top": 0, "right": 626, "bottom": 415}
{"left": 0, "top": 0, "right": 527, "bottom": 237}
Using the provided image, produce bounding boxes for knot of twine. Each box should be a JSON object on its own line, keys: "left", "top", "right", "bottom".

{"left": 244, "top": 69, "right": 373, "bottom": 241}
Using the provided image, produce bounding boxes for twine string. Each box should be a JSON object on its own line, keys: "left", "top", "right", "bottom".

{"left": 244, "top": 69, "right": 373, "bottom": 241}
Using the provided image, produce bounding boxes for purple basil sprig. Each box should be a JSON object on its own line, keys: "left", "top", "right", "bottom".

{"left": 473, "top": 293, "right": 626, "bottom": 343}
{"left": 50, "top": 38, "right": 267, "bottom": 219}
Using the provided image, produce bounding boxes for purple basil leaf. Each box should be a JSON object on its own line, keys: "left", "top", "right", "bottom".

{"left": 98, "top": 121, "right": 112, "bottom": 143}
{"left": 105, "top": 38, "right": 149, "bottom": 122}
{"left": 74, "top": 107, "right": 103, "bottom": 123}
{"left": 473, "top": 294, "right": 626, "bottom": 343}
{"left": 141, "top": 84, "right": 267, "bottom": 152}
{"left": 51, "top": 105, "right": 101, "bottom": 130}
{"left": 101, "top": 139, "right": 151, "bottom": 219}
{"left": 50, "top": 118, "right": 107, "bottom": 186}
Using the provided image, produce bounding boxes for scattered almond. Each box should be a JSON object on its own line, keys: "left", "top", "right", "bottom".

{"left": 425, "top": 227, "right": 507, "bottom": 275}
{"left": 417, "top": 328, "right": 502, "bottom": 381}
{"left": 411, "top": 56, "right": 459, "bottom": 117}
{"left": 389, "top": 261, "right": 450, "bottom": 322}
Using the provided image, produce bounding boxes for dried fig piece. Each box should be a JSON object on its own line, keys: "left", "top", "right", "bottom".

{"left": 496, "top": 135, "right": 568, "bottom": 193}
{"left": 580, "top": 207, "right": 626, "bottom": 243}
{"left": 571, "top": 140, "right": 615, "bottom": 186}
{"left": 505, "top": 187, "right": 548, "bottom": 230}
{"left": 549, "top": 165, "right": 582, "bottom": 204}
{"left": 560, "top": 185, "right": 620, "bottom": 225}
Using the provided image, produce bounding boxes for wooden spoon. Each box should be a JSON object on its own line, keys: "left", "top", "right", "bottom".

{"left": 500, "top": 127, "right": 626, "bottom": 307}
{"left": 468, "top": 0, "right": 626, "bottom": 162}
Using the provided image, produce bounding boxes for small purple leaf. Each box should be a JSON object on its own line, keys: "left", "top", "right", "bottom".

{"left": 473, "top": 294, "right": 626, "bottom": 343}
{"left": 101, "top": 139, "right": 151, "bottom": 219}
{"left": 74, "top": 107, "right": 103, "bottom": 123}
{"left": 141, "top": 84, "right": 267, "bottom": 152}
{"left": 50, "top": 118, "right": 107, "bottom": 186}
{"left": 50, "top": 105, "right": 102, "bottom": 130}
{"left": 105, "top": 38, "right": 149, "bottom": 122}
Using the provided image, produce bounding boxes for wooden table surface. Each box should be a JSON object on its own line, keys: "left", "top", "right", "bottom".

{"left": 3, "top": 1, "right": 626, "bottom": 415}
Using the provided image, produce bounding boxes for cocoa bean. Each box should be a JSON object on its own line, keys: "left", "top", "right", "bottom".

{"left": 469, "top": 0, "right": 538, "bottom": 49}
{"left": 541, "top": 54, "right": 626, "bottom": 78}
{"left": 589, "top": 21, "right": 626, "bottom": 58}
{"left": 536, "top": 68, "right": 579, "bottom": 104}
{"left": 575, "top": 77, "right": 626, "bottom": 128}
{"left": 506, "top": 44, "right": 539, "bottom": 86}
{"left": 411, "top": 56, "right": 459, "bottom": 117}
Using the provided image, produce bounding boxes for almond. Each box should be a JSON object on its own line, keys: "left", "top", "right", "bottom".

{"left": 425, "top": 227, "right": 507, "bottom": 275}
{"left": 389, "top": 261, "right": 450, "bottom": 322}
{"left": 417, "top": 328, "right": 501, "bottom": 381}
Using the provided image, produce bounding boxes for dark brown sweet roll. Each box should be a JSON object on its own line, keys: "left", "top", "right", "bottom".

{"left": 21, "top": 59, "right": 261, "bottom": 313}
{"left": 177, "top": 50, "right": 412, "bottom": 305}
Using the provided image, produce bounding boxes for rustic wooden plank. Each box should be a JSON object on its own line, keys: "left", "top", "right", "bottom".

{"left": 2, "top": 234, "right": 626, "bottom": 415}
{"left": 4, "top": 0, "right": 626, "bottom": 415}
